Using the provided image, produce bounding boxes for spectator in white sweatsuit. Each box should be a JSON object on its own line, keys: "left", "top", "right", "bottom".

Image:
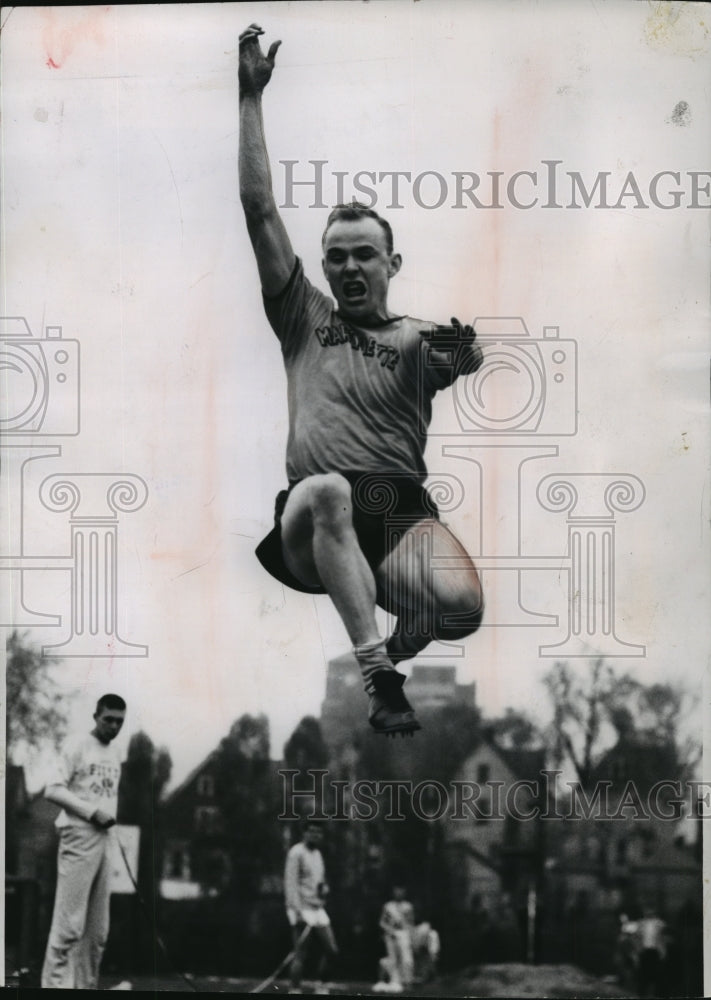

{"left": 41, "top": 694, "right": 126, "bottom": 990}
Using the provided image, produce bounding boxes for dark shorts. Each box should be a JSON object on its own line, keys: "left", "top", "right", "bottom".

{"left": 255, "top": 471, "right": 439, "bottom": 595}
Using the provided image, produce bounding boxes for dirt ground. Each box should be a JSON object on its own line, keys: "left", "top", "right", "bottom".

{"left": 98, "top": 963, "right": 637, "bottom": 996}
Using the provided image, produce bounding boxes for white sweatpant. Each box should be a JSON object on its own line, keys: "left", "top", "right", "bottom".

{"left": 41, "top": 824, "right": 112, "bottom": 989}
{"left": 385, "top": 929, "right": 414, "bottom": 987}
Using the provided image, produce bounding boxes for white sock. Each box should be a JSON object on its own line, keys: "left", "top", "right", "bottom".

{"left": 353, "top": 638, "right": 395, "bottom": 695}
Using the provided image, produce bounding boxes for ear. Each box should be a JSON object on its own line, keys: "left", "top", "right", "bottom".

{"left": 321, "top": 257, "right": 328, "bottom": 280}
{"left": 388, "top": 253, "right": 402, "bottom": 278}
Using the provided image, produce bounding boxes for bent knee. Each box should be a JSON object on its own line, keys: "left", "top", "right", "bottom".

{"left": 436, "top": 587, "right": 484, "bottom": 639}
{"left": 304, "top": 473, "right": 353, "bottom": 520}
{"left": 49, "top": 925, "right": 83, "bottom": 950}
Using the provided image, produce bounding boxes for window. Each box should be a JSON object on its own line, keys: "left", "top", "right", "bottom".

{"left": 194, "top": 806, "right": 220, "bottom": 834}
{"left": 164, "top": 844, "right": 191, "bottom": 880}
{"left": 197, "top": 774, "right": 214, "bottom": 798}
{"left": 616, "top": 836, "right": 627, "bottom": 865}
{"left": 640, "top": 828, "right": 656, "bottom": 859}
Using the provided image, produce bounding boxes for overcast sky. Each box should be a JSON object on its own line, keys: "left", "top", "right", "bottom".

{"left": 2, "top": 1, "right": 709, "bottom": 793}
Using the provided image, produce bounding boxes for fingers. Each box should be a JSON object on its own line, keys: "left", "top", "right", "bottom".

{"left": 239, "top": 24, "right": 264, "bottom": 45}
{"left": 267, "top": 39, "right": 282, "bottom": 65}
{"left": 451, "top": 316, "right": 476, "bottom": 339}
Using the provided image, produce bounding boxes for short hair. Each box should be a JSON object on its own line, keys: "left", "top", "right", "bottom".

{"left": 322, "top": 203, "right": 394, "bottom": 255}
{"left": 95, "top": 693, "right": 126, "bottom": 715}
{"left": 302, "top": 818, "right": 325, "bottom": 834}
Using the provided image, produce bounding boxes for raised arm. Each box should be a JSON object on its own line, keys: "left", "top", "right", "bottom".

{"left": 239, "top": 24, "right": 295, "bottom": 297}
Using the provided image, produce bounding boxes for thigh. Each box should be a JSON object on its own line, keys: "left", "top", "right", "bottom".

{"left": 51, "top": 827, "right": 105, "bottom": 936}
{"left": 376, "top": 518, "right": 482, "bottom": 616}
{"left": 313, "top": 923, "right": 338, "bottom": 955}
{"left": 292, "top": 921, "right": 309, "bottom": 952}
{"left": 85, "top": 838, "right": 112, "bottom": 940}
{"left": 279, "top": 480, "right": 322, "bottom": 588}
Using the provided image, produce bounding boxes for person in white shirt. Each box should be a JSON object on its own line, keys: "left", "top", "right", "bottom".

{"left": 284, "top": 821, "right": 338, "bottom": 992}
{"left": 378, "top": 885, "right": 415, "bottom": 991}
{"left": 41, "top": 693, "right": 126, "bottom": 990}
{"left": 412, "top": 921, "right": 440, "bottom": 983}
{"left": 636, "top": 909, "right": 668, "bottom": 998}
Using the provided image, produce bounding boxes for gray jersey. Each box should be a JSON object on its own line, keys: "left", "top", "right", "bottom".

{"left": 263, "top": 259, "right": 452, "bottom": 484}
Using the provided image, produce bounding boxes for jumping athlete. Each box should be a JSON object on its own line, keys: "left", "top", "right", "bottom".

{"left": 41, "top": 693, "right": 126, "bottom": 990}
{"left": 239, "top": 25, "right": 484, "bottom": 736}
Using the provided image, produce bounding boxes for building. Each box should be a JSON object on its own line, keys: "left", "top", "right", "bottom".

{"left": 159, "top": 741, "right": 288, "bottom": 902}
{"left": 155, "top": 729, "right": 294, "bottom": 975}
{"left": 320, "top": 652, "right": 476, "bottom": 751}
{"left": 159, "top": 750, "right": 231, "bottom": 899}
{"left": 443, "top": 736, "right": 546, "bottom": 947}
{"left": 406, "top": 664, "right": 476, "bottom": 711}
{"left": 546, "top": 736, "right": 701, "bottom": 918}
{"left": 441, "top": 732, "right": 702, "bottom": 976}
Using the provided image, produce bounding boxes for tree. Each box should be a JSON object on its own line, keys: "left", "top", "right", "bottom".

{"left": 114, "top": 731, "right": 172, "bottom": 973}
{"left": 5, "top": 629, "right": 69, "bottom": 764}
{"left": 283, "top": 715, "right": 331, "bottom": 822}
{"left": 542, "top": 658, "right": 699, "bottom": 785}
{"left": 283, "top": 715, "right": 329, "bottom": 770}
{"left": 489, "top": 707, "right": 543, "bottom": 751}
{"left": 213, "top": 713, "right": 281, "bottom": 898}
{"left": 542, "top": 658, "right": 638, "bottom": 785}
{"left": 118, "top": 730, "right": 173, "bottom": 828}
{"left": 620, "top": 680, "right": 701, "bottom": 781}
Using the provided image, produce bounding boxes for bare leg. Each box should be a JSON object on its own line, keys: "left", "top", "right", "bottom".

{"left": 281, "top": 473, "right": 380, "bottom": 647}
{"left": 280, "top": 474, "right": 418, "bottom": 733}
{"left": 290, "top": 923, "right": 308, "bottom": 989}
{"left": 313, "top": 924, "right": 338, "bottom": 982}
{"left": 376, "top": 519, "right": 483, "bottom": 661}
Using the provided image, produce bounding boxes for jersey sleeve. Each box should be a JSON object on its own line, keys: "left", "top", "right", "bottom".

{"left": 398, "top": 325, "right": 457, "bottom": 397}
{"left": 262, "top": 257, "right": 332, "bottom": 358}
{"left": 44, "top": 735, "right": 78, "bottom": 789}
{"left": 420, "top": 338, "right": 460, "bottom": 391}
{"left": 44, "top": 736, "right": 97, "bottom": 823}
{"left": 284, "top": 845, "right": 302, "bottom": 914}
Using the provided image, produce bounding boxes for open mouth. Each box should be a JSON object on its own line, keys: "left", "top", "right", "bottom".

{"left": 343, "top": 280, "right": 367, "bottom": 300}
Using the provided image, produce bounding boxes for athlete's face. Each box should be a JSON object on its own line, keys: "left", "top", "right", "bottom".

{"left": 93, "top": 707, "right": 126, "bottom": 744}
{"left": 322, "top": 218, "right": 401, "bottom": 324}
{"left": 303, "top": 824, "right": 324, "bottom": 849}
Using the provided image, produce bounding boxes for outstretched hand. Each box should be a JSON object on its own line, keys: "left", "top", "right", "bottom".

{"left": 423, "top": 317, "right": 484, "bottom": 374}
{"left": 239, "top": 23, "right": 282, "bottom": 97}
{"left": 451, "top": 316, "right": 484, "bottom": 375}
